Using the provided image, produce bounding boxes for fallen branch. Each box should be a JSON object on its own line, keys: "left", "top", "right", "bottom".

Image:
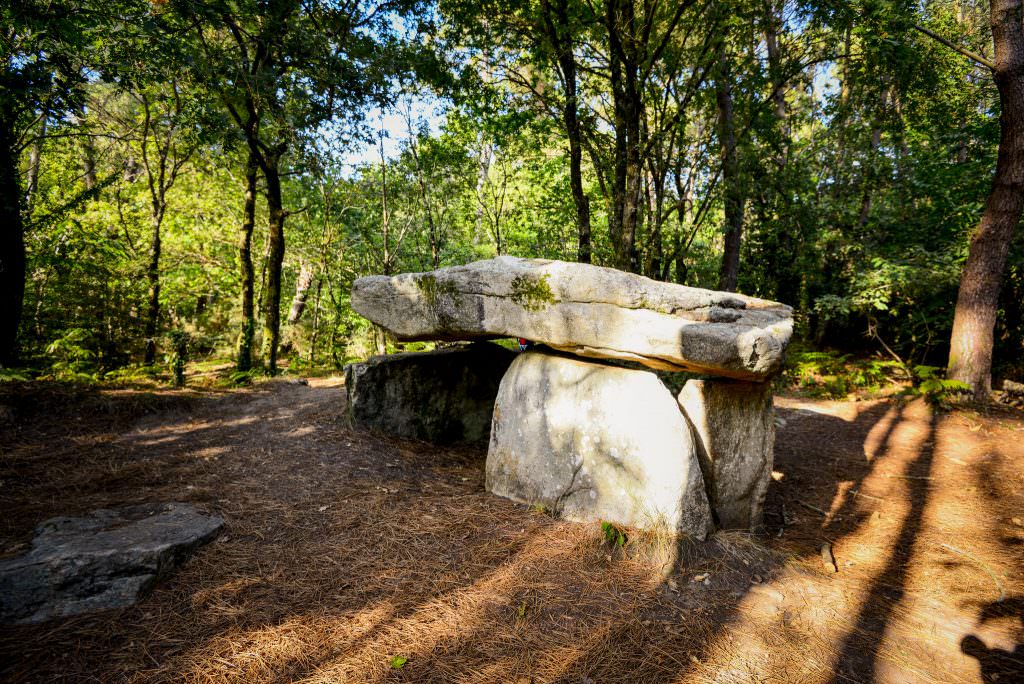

{"left": 940, "top": 543, "right": 1005, "bottom": 602}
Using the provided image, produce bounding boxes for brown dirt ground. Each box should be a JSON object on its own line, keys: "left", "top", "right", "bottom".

{"left": 0, "top": 378, "right": 1022, "bottom": 684}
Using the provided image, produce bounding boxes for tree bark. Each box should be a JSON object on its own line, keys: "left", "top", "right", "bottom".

{"left": 287, "top": 262, "right": 315, "bottom": 324}
{"left": 143, "top": 206, "right": 164, "bottom": 365}
{"left": 261, "top": 153, "right": 286, "bottom": 375}
{"left": 717, "top": 48, "right": 744, "bottom": 292}
{"left": 947, "top": 0, "right": 1024, "bottom": 400}
{"left": 606, "top": 0, "right": 643, "bottom": 272}
{"left": 236, "top": 151, "right": 258, "bottom": 372}
{"left": 0, "top": 116, "right": 25, "bottom": 366}
{"left": 25, "top": 118, "right": 45, "bottom": 212}
{"left": 542, "top": 0, "right": 592, "bottom": 263}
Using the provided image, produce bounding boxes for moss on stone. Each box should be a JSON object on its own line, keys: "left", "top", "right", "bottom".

{"left": 510, "top": 274, "right": 556, "bottom": 311}
{"left": 415, "top": 274, "right": 460, "bottom": 309}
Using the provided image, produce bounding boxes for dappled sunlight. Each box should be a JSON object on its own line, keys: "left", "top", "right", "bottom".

{"left": 2, "top": 382, "right": 1022, "bottom": 683}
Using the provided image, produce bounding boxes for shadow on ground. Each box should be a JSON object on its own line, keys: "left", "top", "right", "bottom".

{"left": 0, "top": 380, "right": 1021, "bottom": 682}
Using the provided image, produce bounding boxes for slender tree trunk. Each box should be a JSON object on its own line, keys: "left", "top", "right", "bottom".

{"left": 606, "top": 0, "right": 642, "bottom": 272}
{"left": 717, "top": 49, "right": 744, "bottom": 292}
{"left": 947, "top": 0, "right": 1024, "bottom": 400}
{"left": 143, "top": 206, "right": 164, "bottom": 365}
{"left": 261, "top": 155, "right": 286, "bottom": 375}
{"left": 543, "top": 0, "right": 592, "bottom": 263}
{"left": 287, "top": 262, "right": 315, "bottom": 324}
{"left": 308, "top": 277, "right": 323, "bottom": 364}
{"left": 474, "top": 139, "right": 492, "bottom": 248}
{"left": 0, "top": 117, "right": 25, "bottom": 366}
{"left": 25, "top": 118, "right": 45, "bottom": 212}
{"left": 236, "top": 152, "right": 258, "bottom": 372}
{"left": 82, "top": 131, "right": 97, "bottom": 191}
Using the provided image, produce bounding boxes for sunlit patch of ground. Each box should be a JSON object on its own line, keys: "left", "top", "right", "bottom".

{"left": 0, "top": 379, "right": 1021, "bottom": 682}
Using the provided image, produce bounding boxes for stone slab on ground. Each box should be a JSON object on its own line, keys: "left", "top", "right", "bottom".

{"left": 345, "top": 342, "right": 516, "bottom": 444}
{"left": 677, "top": 379, "right": 774, "bottom": 530}
{"left": 352, "top": 257, "right": 793, "bottom": 380}
{"left": 487, "top": 349, "right": 714, "bottom": 540}
{"left": 0, "top": 503, "right": 224, "bottom": 624}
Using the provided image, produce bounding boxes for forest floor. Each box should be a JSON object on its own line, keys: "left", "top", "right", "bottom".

{"left": 0, "top": 376, "right": 1023, "bottom": 683}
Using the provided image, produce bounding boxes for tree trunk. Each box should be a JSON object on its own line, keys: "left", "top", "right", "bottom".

{"left": 143, "top": 207, "right": 164, "bottom": 365}
{"left": 717, "top": 49, "right": 744, "bottom": 292}
{"left": 474, "top": 135, "right": 492, "bottom": 247}
{"left": 0, "top": 117, "right": 25, "bottom": 366}
{"left": 236, "top": 152, "right": 258, "bottom": 372}
{"left": 543, "top": 0, "right": 592, "bottom": 263}
{"left": 606, "top": 0, "right": 642, "bottom": 272}
{"left": 287, "top": 262, "right": 315, "bottom": 325}
{"left": 947, "top": 0, "right": 1024, "bottom": 400}
{"left": 261, "top": 154, "right": 286, "bottom": 375}
{"left": 25, "top": 118, "right": 45, "bottom": 212}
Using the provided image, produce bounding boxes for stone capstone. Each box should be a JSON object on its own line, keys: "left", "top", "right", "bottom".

{"left": 486, "top": 349, "right": 714, "bottom": 540}
{"left": 352, "top": 257, "right": 793, "bottom": 380}
{"left": 345, "top": 342, "right": 516, "bottom": 444}
{"left": 677, "top": 379, "right": 774, "bottom": 530}
{"left": 0, "top": 503, "right": 224, "bottom": 624}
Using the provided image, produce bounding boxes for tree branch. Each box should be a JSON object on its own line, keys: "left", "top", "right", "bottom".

{"left": 914, "top": 24, "right": 995, "bottom": 71}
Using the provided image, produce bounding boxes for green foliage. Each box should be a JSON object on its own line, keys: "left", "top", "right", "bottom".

{"left": 388, "top": 655, "right": 408, "bottom": 670}
{"left": 601, "top": 521, "right": 627, "bottom": 548}
{"left": 903, "top": 365, "right": 972, "bottom": 406}
{"left": 165, "top": 330, "right": 190, "bottom": 388}
{"left": 0, "top": 368, "right": 32, "bottom": 383}
{"left": 45, "top": 329, "right": 100, "bottom": 382}
{"left": 783, "top": 349, "right": 904, "bottom": 399}
{"left": 5, "top": 0, "right": 1018, "bottom": 394}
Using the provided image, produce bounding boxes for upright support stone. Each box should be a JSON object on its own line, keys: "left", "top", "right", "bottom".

{"left": 487, "top": 349, "right": 714, "bottom": 540}
{"left": 345, "top": 342, "right": 515, "bottom": 444}
{"left": 677, "top": 379, "right": 774, "bottom": 530}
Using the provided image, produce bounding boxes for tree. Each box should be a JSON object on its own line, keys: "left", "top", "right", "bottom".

{"left": 0, "top": 0, "right": 115, "bottom": 365}
{"left": 169, "top": 0, "right": 420, "bottom": 373}
{"left": 945, "top": 0, "right": 1024, "bottom": 399}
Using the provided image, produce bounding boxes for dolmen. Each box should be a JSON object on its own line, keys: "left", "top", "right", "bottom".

{"left": 347, "top": 257, "right": 793, "bottom": 541}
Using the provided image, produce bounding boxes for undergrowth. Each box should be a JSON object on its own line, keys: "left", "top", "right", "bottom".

{"left": 781, "top": 348, "right": 970, "bottom": 405}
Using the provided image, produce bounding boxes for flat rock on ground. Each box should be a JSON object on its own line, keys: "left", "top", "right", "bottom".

{"left": 352, "top": 257, "right": 793, "bottom": 380}
{"left": 0, "top": 502, "right": 223, "bottom": 624}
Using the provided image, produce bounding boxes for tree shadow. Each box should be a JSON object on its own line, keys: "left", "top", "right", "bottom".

{"left": 823, "top": 408, "right": 938, "bottom": 682}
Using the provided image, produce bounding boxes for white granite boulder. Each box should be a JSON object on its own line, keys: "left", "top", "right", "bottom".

{"left": 352, "top": 257, "right": 793, "bottom": 380}
{"left": 486, "top": 349, "right": 714, "bottom": 540}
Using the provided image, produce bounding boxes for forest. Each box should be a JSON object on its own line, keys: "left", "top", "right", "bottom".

{"left": 3, "top": 0, "right": 1021, "bottom": 399}
{"left": 4, "top": 2, "right": 1024, "bottom": 682}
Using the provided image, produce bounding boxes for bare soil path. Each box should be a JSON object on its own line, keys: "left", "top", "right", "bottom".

{"left": 0, "top": 379, "right": 1022, "bottom": 683}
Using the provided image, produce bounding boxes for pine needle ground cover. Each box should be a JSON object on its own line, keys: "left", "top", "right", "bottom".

{"left": 0, "top": 379, "right": 1021, "bottom": 683}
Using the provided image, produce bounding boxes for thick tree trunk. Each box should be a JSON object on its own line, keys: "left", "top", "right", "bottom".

{"left": 236, "top": 152, "right": 258, "bottom": 372}
{"left": 0, "top": 118, "right": 25, "bottom": 366}
{"left": 261, "top": 155, "right": 286, "bottom": 375}
{"left": 717, "top": 50, "right": 744, "bottom": 292}
{"left": 143, "top": 207, "right": 164, "bottom": 365}
{"left": 947, "top": 0, "right": 1024, "bottom": 400}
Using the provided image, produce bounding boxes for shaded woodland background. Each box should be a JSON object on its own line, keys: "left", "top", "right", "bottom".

{"left": 2, "top": 0, "right": 1022, "bottom": 391}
